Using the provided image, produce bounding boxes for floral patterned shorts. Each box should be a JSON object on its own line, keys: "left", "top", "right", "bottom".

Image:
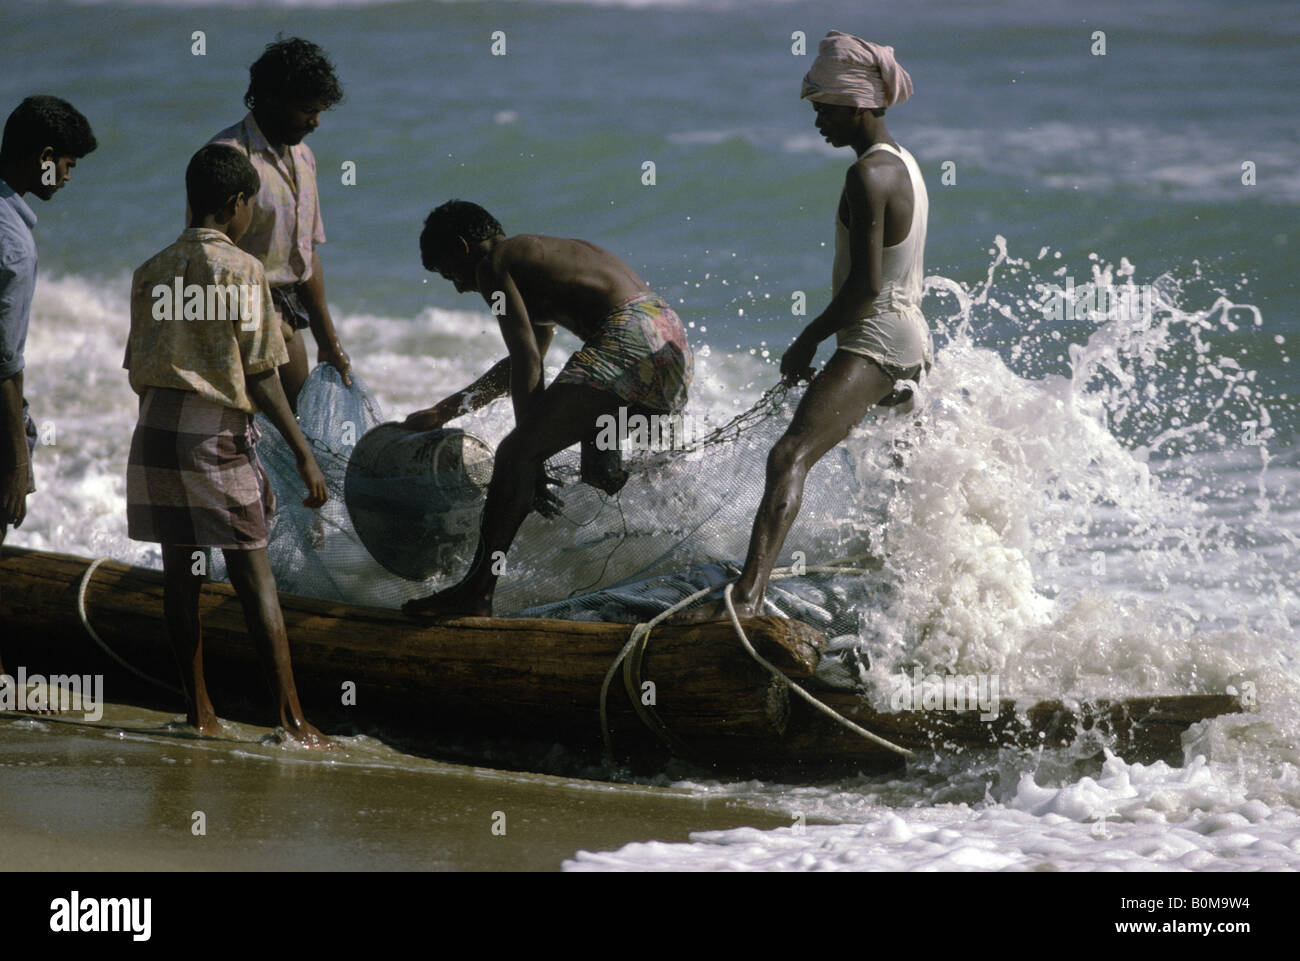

{"left": 554, "top": 293, "right": 692, "bottom": 413}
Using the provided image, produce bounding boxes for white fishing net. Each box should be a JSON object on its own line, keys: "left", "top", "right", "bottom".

{"left": 233, "top": 363, "right": 888, "bottom": 647}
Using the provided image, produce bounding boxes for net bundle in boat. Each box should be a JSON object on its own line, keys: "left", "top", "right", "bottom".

{"left": 237, "top": 364, "right": 883, "bottom": 638}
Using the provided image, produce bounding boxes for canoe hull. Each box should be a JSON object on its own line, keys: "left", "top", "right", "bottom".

{"left": 0, "top": 547, "right": 1249, "bottom": 777}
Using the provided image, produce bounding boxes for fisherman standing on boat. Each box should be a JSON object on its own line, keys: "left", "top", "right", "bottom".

{"left": 0, "top": 97, "right": 96, "bottom": 677}
{"left": 401, "top": 201, "right": 692, "bottom": 619}
{"left": 204, "top": 36, "right": 352, "bottom": 411}
{"left": 685, "top": 31, "right": 931, "bottom": 622}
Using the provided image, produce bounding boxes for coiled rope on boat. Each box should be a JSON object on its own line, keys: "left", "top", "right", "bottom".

{"left": 599, "top": 570, "right": 914, "bottom": 765}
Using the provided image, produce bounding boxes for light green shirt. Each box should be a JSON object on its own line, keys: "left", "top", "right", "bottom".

{"left": 125, "top": 228, "right": 287, "bottom": 413}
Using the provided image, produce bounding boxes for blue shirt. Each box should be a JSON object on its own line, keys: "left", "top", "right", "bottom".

{"left": 0, "top": 178, "right": 38, "bottom": 381}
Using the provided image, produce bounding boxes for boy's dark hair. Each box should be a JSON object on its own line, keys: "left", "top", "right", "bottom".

{"left": 186, "top": 144, "right": 260, "bottom": 219}
{"left": 0, "top": 95, "right": 97, "bottom": 163}
{"left": 420, "top": 201, "right": 504, "bottom": 270}
{"left": 244, "top": 36, "right": 344, "bottom": 111}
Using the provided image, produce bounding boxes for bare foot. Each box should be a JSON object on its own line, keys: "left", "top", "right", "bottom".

{"left": 402, "top": 585, "right": 492, "bottom": 620}
{"left": 282, "top": 719, "right": 333, "bottom": 750}
{"left": 190, "top": 716, "right": 223, "bottom": 737}
{"left": 671, "top": 590, "right": 759, "bottom": 625}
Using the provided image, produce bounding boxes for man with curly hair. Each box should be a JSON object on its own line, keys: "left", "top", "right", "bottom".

{"left": 205, "top": 36, "right": 352, "bottom": 410}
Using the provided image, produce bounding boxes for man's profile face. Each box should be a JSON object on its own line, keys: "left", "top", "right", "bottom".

{"left": 437, "top": 255, "right": 479, "bottom": 294}
{"left": 263, "top": 98, "right": 326, "bottom": 146}
{"left": 30, "top": 151, "right": 76, "bottom": 201}
{"left": 812, "top": 102, "right": 856, "bottom": 147}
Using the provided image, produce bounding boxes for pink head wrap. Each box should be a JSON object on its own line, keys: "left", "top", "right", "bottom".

{"left": 800, "top": 31, "right": 913, "bottom": 109}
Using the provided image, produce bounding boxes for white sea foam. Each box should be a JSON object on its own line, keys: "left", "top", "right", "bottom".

{"left": 565, "top": 754, "right": 1300, "bottom": 871}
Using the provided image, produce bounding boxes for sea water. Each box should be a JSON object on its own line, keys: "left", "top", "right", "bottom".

{"left": 1, "top": 0, "right": 1296, "bottom": 871}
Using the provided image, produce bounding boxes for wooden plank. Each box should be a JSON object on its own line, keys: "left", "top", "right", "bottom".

{"left": 735, "top": 688, "right": 1252, "bottom": 770}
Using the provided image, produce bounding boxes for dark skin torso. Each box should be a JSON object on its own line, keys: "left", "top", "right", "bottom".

{"left": 403, "top": 231, "right": 653, "bottom": 433}
{"left": 476, "top": 234, "right": 650, "bottom": 337}
{"left": 837, "top": 144, "right": 913, "bottom": 249}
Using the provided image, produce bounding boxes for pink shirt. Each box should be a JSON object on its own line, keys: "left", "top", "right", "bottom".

{"left": 208, "top": 113, "right": 326, "bottom": 288}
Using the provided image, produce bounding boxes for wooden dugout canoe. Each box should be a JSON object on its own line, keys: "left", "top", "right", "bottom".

{"left": 0, "top": 547, "right": 1250, "bottom": 778}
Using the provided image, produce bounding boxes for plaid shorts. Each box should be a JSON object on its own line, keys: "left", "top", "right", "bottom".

{"left": 126, "top": 387, "right": 275, "bottom": 549}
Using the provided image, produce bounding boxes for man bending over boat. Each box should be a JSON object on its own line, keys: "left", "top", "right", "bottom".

{"left": 402, "top": 201, "right": 692, "bottom": 618}
{"left": 683, "top": 31, "right": 931, "bottom": 622}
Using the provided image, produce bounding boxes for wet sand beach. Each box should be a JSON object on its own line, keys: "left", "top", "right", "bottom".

{"left": 1, "top": 702, "right": 801, "bottom": 871}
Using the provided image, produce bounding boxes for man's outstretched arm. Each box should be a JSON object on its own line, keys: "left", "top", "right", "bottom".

{"left": 246, "top": 369, "right": 328, "bottom": 509}
{"left": 402, "top": 357, "right": 511, "bottom": 431}
{"left": 494, "top": 281, "right": 546, "bottom": 427}
{"left": 402, "top": 315, "right": 554, "bottom": 431}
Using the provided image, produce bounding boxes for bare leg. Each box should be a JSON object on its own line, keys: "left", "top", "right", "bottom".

{"left": 403, "top": 384, "right": 626, "bottom": 619}
{"left": 162, "top": 544, "right": 221, "bottom": 735}
{"left": 0, "top": 531, "right": 6, "bottom": 677}
{"left": 223, "top": 547, "right": 329, "bottom": 747}
{"left": 684, "top": 351, "right": 894, "bottom": 621}
{"left": 278, "top": 330, "right": 310, "bottom": 414}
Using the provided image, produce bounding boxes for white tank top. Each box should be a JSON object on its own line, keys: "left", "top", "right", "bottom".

{"left": 832, "top": 142, "right": 928, "bottom": 320}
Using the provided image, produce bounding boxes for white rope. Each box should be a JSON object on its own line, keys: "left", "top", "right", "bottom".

{"left": 722, "top": 583, "right": 913, "bottom": 758}
{"left": 76, "top": 558, "right": 182, "bottom": 696}
{"left": 600, "top": 569, "right": 915, "bottom": 763}
{"left": 599, "top": 580, "right": 725, "bottom": 763}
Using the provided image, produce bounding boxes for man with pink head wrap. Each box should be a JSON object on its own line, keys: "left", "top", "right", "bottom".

{"left": 682, "top": 31, "right": 932, "bottom": 624}
{"left": 800, "top": 31, "right": 914, "bottom": 110}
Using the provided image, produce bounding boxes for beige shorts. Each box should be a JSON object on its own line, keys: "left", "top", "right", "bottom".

{"left": 836, "top": 308, "right": 933, "bottom": 381}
